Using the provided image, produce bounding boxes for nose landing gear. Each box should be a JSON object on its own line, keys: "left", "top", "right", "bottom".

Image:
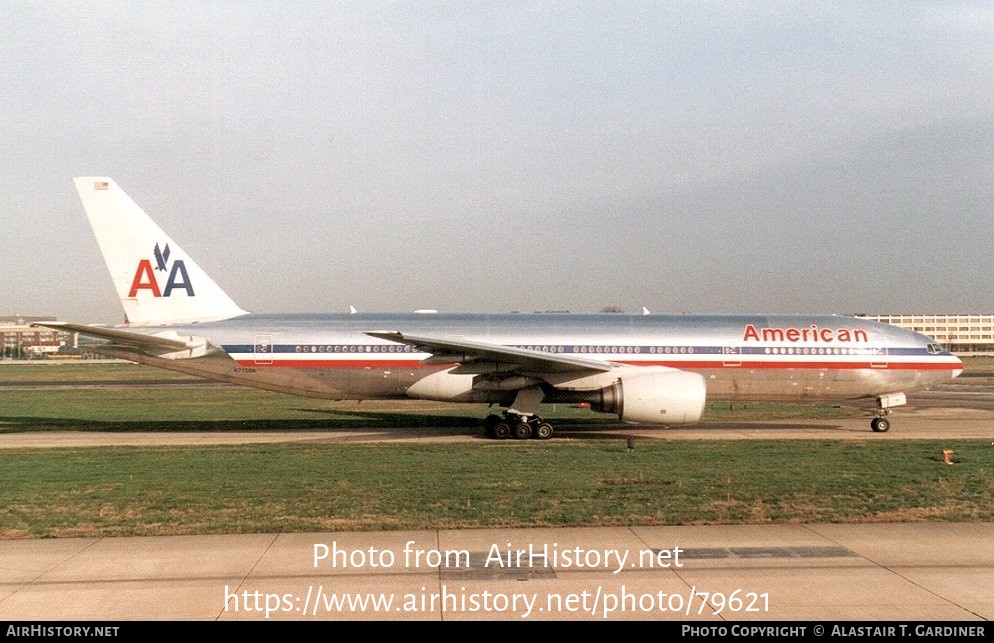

{"left": 870, "top": 392, "right": 905, "bottom": 432}
{"left": 870, "top": 415, "right": 890, "bottom": 432}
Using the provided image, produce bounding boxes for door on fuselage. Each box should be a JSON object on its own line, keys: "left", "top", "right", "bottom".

{"left": 254, "top": 334, "right": 273, "bottom": 365}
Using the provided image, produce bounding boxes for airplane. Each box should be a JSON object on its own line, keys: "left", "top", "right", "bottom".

{"left": 35, "top": 177, "right": 964, "bottom": 439}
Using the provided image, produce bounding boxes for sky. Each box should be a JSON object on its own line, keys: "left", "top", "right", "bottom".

{"left": 3, "top": 1, "right": 994, "bottom": 324}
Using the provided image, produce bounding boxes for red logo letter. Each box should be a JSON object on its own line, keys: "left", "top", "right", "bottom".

{"left": 128, "top": 260, "right": 162, "bottom": 297}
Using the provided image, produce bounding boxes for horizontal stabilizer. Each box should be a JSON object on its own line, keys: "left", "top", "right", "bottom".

{"left": 34, "top": 321, "right": 213, "bottom": 360}
{"left": 35, "top": 321, "right": 193, "bottom": 350}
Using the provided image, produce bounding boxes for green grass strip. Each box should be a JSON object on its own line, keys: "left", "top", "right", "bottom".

{"left": 2, "top": 440, "right": 990, "bottom": 538}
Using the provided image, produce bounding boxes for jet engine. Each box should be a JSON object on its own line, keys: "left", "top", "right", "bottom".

{"left": 592, "top": 370, "right": 706, "bottom": 425}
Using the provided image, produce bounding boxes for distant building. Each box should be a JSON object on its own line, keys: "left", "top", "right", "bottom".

{"left": 0, "top": 316, "right": 78, "bottom": 359}
{"left": 853, "top": 314, "right": 994, "bottom": 354}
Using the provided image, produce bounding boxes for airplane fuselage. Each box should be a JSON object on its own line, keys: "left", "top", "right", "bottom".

{"left": 92, "top": 311, "right": 962, "bottom": 408}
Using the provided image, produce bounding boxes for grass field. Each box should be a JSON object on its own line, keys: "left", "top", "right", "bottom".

{"left": 1, "top": 361, "right": 991, "bottom": 538}
{"left": 3, "top": 440, "right": 992, "bottom": 538}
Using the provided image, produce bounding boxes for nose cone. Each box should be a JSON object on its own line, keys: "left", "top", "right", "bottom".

{"left": 951, "top": 354, "right": 964, "bottom": 380}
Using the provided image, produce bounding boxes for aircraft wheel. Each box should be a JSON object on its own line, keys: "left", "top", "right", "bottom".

{"left": 512, "top": 422, "right": 532, "bottom": 440}
{"left": 483, "top": 414, "right": 503, "bottom": 437}
{"left": 871, "top": 417, "right": 890, "bottom": 433}
{"left": 492, "top": 421, "right": 512, "bottom": 440}
{"left": 533, "top": 422, "right": 554, "bottom": 440}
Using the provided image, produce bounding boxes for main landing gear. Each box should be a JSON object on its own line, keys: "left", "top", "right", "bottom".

{"left": 483, "top": 412, "right": 554, "bottom": 440}
{"left": 483, "top": 386, "right": 553, "bottom": 439}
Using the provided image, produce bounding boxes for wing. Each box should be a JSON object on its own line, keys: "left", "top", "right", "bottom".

{"left": 365, "top": 330, "right": 613, "bottom": 376}
{"left": 365, "top": 330, "right": 706, "bottom": 426}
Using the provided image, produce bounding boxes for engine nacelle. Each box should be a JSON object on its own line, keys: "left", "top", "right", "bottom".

{"left": 594, "top": 370, "right": 706, "bottom": 425}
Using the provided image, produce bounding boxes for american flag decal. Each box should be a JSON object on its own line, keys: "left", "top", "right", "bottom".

{"left": 94, "top": 181, "right": 109, "bottom": 190}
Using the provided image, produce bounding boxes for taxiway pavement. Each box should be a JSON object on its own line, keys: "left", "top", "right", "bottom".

{"left": 1, "top": 522, "right": 991, "bottom": 621}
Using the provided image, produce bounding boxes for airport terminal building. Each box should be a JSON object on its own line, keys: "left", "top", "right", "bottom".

{"left": 0, "top": 316, "right": 78, "bottom": 359}
{"left": 853, "top": 314, "right": 994, "bottom": 354}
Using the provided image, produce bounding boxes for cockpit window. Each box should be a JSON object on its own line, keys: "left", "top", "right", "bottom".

{"left": 927, "top": 343, "right": 943, "bottom": 354}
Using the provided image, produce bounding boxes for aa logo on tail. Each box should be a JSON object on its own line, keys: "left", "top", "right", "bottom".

{"left": 128, "top": 243, "right": 195, "bottom": 297}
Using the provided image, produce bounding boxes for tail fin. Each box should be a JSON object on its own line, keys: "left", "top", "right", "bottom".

{"left": 73, "top": 177, "right": 248, "bottom": 325}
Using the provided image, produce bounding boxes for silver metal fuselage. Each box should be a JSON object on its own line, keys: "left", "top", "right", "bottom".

{"left": 93, "top": 312, "right": 963, "bottom": 407}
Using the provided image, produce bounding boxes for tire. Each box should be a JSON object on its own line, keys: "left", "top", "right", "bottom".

{"left": 512, "top": 422, "right": 532, "bottom": 440}
{"left": 533, "top": 422, "right": 554, "bottom": 440}
{"left": 871, "top": 417, "right": 890, "bottom": 433}
{"left": 492, "top": 421, "right": 511, "bottom": 439}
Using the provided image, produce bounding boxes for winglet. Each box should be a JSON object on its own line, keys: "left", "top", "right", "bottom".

{"left": 73, "top": 177, "right": 249, "bottom": 325}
